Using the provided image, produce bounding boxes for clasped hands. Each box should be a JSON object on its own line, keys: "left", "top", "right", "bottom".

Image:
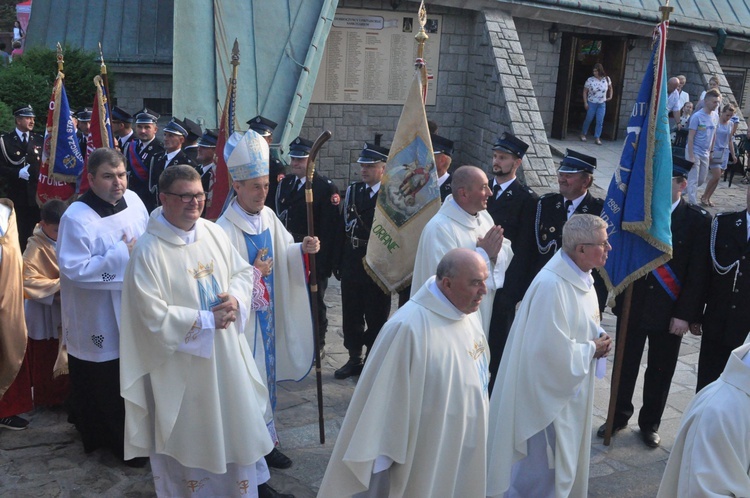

{"left": 476, "top": 225, "right": 505, "bottom": 262}
{"left": 212, "top": 293, "right": 239, "bottom": 329}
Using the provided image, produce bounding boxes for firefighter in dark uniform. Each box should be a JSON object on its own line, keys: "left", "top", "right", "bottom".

{"left": 195, "top": 129, "right": 218, "bottom": 200}
{"left": 124, "top": 108, "right": 164, "bottom": 212}
{"left": 696, "top": 183, "right": 750, "bottom": 391}
{"left": 600, "top": 157, "right": 711, "bottom": 448}
{"left": 485, "top": 132, "right": 538, "bottom": 393}
{"left": 0, "top": 105, "right": 43, "bottom": 251}
{"left": 432, "top": 133, "right": 454, "bottom": 202}
{"left": 534, "top": 149, "right": 608, "bottom": 311}
{"left": 333, "top": 143, "right": 392, "bottom": 379}
{"left": 275, "top": 136, "right": 340, "bottom": 352}
{"left": 148, "top": 118, "right": 198, "bottom": 211}
{"left": 181, "top": 117, "right": 202, "bottom": 163}
{"left": 110, "top": 106, "right": 134, "bottom": 151}
{"left": 76, "top": 107, "right": 92, "bottom": 161}
{"left": 247, "top": 115, "right": 286, "bottom": 211}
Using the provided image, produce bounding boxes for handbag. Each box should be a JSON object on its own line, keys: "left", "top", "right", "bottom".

{"left": 710, "top": 149, "right": 725, "bottom": 164}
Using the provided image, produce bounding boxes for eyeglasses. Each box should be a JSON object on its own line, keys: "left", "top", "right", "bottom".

{"left": 163, "top": 192, "right": 207, "bottom": 203}
{"left": 581, "top": 240, "right": 611, "bottom": 249}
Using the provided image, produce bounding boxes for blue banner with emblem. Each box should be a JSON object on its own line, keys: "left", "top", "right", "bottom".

{"left": 600, "top": 21, "right": 673, "bottom": 298}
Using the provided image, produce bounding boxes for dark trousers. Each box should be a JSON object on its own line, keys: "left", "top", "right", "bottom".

{"left": 341, "top": 278, "right": 391, "bottom": 358}
{"left": 68, "top": 356, "right": 126, "bottom": 460}
{"left": 14, "top": 203, "right": 40, "bottom": 252}
{"left": 488, "top": 302, "right": 515, "bottom": 395}
{"left": 612, "top": 322, "right": 682, "bottom": 432}
{"left": 696, "top": 338, "right": 735, "bottom": 392}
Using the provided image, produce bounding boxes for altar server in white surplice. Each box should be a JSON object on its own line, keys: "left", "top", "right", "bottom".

{"left": 57, "top": 148, "right": 148, "bottom": 464}
{"left": 217, "top": 130, "right": 318, "bottom": 470}
{"left": 411, "top": 165, "right": 512, "bottom": 334}
{"left": 657, "top": 334, "right": 750, "bottom": 498}
{"left": 120, "top": 164, "right": 291, "bottom": 498}
{"left": 319, "top": 248, "right": 490, "bottom": 498}
{"left": 486, "top": 214, "right": 613, "bottom": 498}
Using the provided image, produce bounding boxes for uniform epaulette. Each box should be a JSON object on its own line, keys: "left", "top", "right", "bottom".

{"left": 715, "top": 210, "right": 743, "bottom": 217}
{"left": 686, "top": 203, "right": 711, "bottom": 217}
{"left": 539, "top": 192, "right": 558, "bottom": 201}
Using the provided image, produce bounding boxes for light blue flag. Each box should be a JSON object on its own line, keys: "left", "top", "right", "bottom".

{"left": 600, "top": 21, "right": 673, "bottom": 298}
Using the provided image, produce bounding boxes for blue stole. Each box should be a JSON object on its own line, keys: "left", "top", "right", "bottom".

{"left": 242, "top": 229, "right": 277, "bottom": 410}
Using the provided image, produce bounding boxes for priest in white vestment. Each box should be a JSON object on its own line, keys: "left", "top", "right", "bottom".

{"left": 217, "top": 130, "right": 318, "bottom": 470}
{"left": 657, "top": 334, "right": 750, "bottom": 497}
{"left": 411, "top": 165, "right": 512, "bottom": 334}
{"left": 120, "top": 164, "right": 290, "bottom": 498}
{"left": 319, "top": 248, "right": 491, "bottom": 497}
{"left": 57, "top": 148, "right": 148, "bottom": 463}
{"left": 486, "top": 214, "right": 613, "bottom": 498}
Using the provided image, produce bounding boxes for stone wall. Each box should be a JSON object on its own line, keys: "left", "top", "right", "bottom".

{"left": 717, "top": 48, "right": 750, "bottom": 116}
{"left": 113, "top": 70, "right": 173, "bottom": 116}
{"left": 301, "top": 1, "right": 473, "bottom": 189}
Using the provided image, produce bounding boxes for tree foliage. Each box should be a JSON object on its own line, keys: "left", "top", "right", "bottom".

{"left": 0, "top": 45, "right": 116, "bottom": 133}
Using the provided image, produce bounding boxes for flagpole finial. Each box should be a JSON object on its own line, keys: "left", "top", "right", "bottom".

{"left": 659, "top": 1, "right": 673, "bottom": 22}
{"left": 231, "top": 39, "right": 240, "bottom": 68}
{"left": 415, "top": 1, "right": 428, "bottom": 60}
{"left": 98, "top": 42, "right": 107, "bottom": 75}
{"left": 56, "top": 42, "right": 64, "bottom": 73}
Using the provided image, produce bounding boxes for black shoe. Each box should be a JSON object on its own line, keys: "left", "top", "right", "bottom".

{"left": 124, "top": 457, "right": 149, "bottom": 468}
{"left": 641, "top": 429, "right": 661, "bottom": 448}
{"left": 258, "top": 483, "right": 295, "bottom": 498}
{"left": 597, "top": 422, "right": 627, "bottom": 438}
{"left": 334, "top": 357, "right": 364, "bottom": 379}
{"left": 0, "top": 415, "right": 29, "bottom": 430}
{"left": 264, "top": 447, "right": 293, "bottom": 469}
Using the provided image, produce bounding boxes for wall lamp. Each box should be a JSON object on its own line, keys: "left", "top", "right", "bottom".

{"left": 627, "top": 36, "right": 637, "bottom": 52}
{"left": 549, "top": 24, "right": 560, "bottom": 45}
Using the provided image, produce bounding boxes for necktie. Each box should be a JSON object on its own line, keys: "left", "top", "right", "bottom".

{"left": 493, "top": 183, "right": 502, "bottom": 198}
{"left": 293, "top": 178, "right": 301, "bottom": 191}
{"left": 564, "top": 200, "right": 573, "bottom": 217}
{"left": 21, "top": 133, "right": 27, "bottom": 148}
{"left": 365, "top": 186, "right": 373, "bottom": 197}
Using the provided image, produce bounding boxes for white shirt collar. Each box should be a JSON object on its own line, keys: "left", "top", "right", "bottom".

{"left": 671, "top": 198, "right": 681, "bottom": 213}
{"left": 493, "top": 177, "right": 516, "bottom": 198}
{"left": 15, "top": 128, "right": 28, "bottom": 140}
{"left": 448, "top": 196, "right": 481, "bottom": 223}
{"left": 565, "top": 192, "right": 588, "bottom": 218}
{"left": 165, "top": 149, "right": 180, "bottom": 162}
{"left": 367, "top": 182, "right": 381, "bottom": 195}
{"left": 437, "top": 172, "right": 450, "bottom": 187}
{"left": 428, "top": 278, "right": 465, "bottom": 317}
{"left": 561, "top": 250, "right": 594, "bottom": 288}
{"left": 157, "top": 213, "right": 196, "bottom": 244}
{"left": 231, "top": 199, "right": 263, "bottom": 234}
{"left": 295, "top": 176, "right": 307, "bottom": 187}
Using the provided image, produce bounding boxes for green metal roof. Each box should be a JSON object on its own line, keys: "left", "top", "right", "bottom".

{"left": 25, "top": 0, "right": 173, "bottom": 64}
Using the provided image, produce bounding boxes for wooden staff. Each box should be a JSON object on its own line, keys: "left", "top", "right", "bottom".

{"left": 603, "top": 284, "right": 632, "bottom": 445}
{"left": 305, "top": 129, "right": 332, "bottom": 444}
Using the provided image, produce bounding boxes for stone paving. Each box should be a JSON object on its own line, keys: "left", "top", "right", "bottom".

{"left": 1, "top": 136, "right": 747, "bottom": 496}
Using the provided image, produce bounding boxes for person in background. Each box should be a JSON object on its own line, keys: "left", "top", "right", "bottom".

{"left": 696, "top": 75, "right": 721, "bottom": 111}
{"left": 581, "top": 63, "right": 613, "bottom": 145}
{"left": 702, "top": 103, "right": 736, "bottom": 207}
{"left": 685, "top": 88, "right": 720, "bottom": 205}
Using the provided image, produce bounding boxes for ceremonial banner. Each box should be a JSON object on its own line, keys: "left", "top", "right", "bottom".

{"left": 204, "top": 52, "right": 237, "bottom": 220}
{"left": 37, "top": 72, "right": 82, "bottom": 204}
{"left": 364, "top": 69, "right": 440, "bottom": 292}
{"left": 91, "top": 75, "right": 114, "bottom": 149}
{"left": 599, "top": 21, "right": 673, "bottom": 298}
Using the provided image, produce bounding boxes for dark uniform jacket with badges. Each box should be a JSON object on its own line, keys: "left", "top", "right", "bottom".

{"left": 535, "top": 191, "right": 608, "bottom": 310}
{"left": 125, "top": 139, "right": 164, "bottom": 212}
{"left": 266, "top": 155, "right": 286, "bottom": 211}
{"left": 149, "top": 149, "right": 199, "bottom": 209}
{"left": 702, "top": 210, "right": 750, "bottom": 348}
{"left": 615, "top": 200, "right": 711, "bottom": 328}
{"left": 334, "top": 182, "right": 378, "bottom": 284}
{"left": 486, "top": 178, "right": 538, "bottom": 307}
{"left": 275, "top": 173, "right": 340, "bottom": 278}
{"left": 0, "top": 130, "right": 43, "bottom": 207}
